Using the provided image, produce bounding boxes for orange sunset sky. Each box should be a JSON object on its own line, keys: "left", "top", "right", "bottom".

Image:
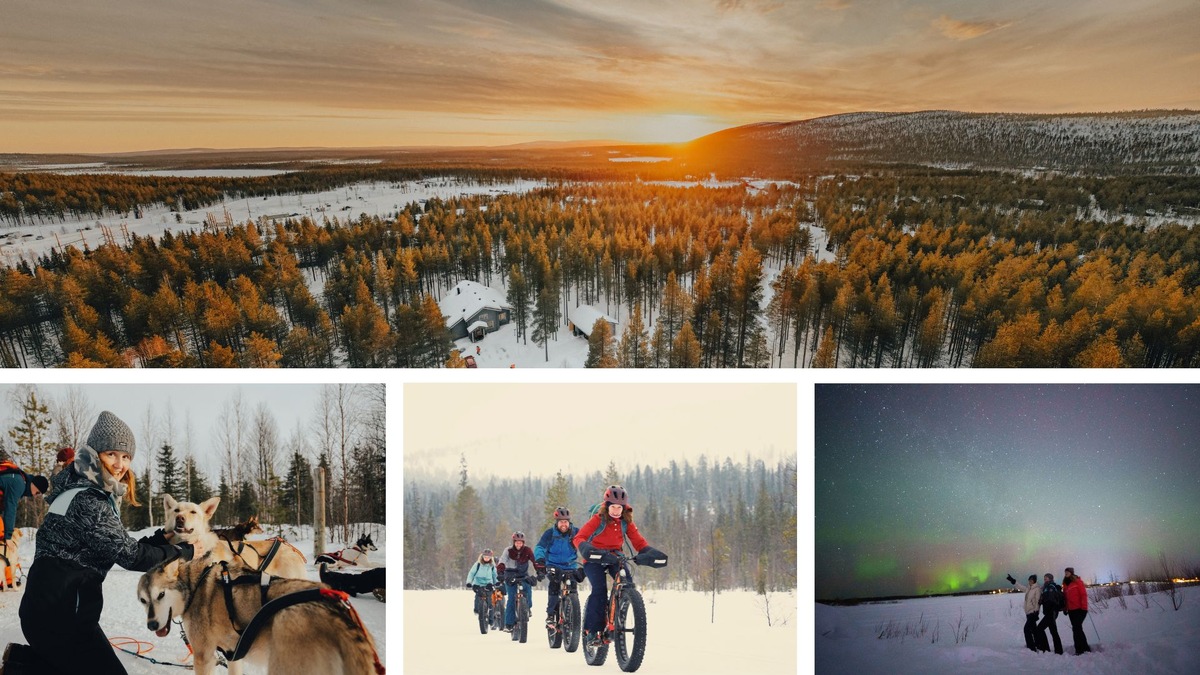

{"left": 2, "top": 0, "right": 1198, "bottom": 153}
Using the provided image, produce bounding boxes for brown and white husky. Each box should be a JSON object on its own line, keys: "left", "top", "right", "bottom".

{"left": 138, "top": 557, "right": 383, "bottom": 675}
{"left": 163, "top": 495, "right": 307, "bottom": 579}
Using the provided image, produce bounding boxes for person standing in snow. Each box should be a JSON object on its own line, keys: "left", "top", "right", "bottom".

{"left": 465, "top": 548, "right": 499, "bottom": 612}
{"left": 0, "top": 457, "right": 48, "bottom": 589}
{"left": 1006, "top": 573, "right": 1048, "bottom": 652}
{"left": 1037, "top": 572, "right": 1065, "bottom": 654}
{"left": 534, "top": 507, "right": 580, "bottom": 628}
{"left": 14, "top": 411, "right": 196, "bottom": 675}
{"left": 573, "top": 485, "right": 665, "bottom": 648}
{"left": 496, "top": 531, "right": 540, "bottom": 639}
{"left": 1062, "top": 567, "right": 1091, "bottom": 655}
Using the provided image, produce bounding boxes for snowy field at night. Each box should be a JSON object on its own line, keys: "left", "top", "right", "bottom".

{"left": 404, "top": 589, "right": 795, "bottom": 675}
{"left": 816, "top": 588, "right": 1200, "bottom": 674}
{"left": 0, "top": 525, "right": 387, "bottom": 674}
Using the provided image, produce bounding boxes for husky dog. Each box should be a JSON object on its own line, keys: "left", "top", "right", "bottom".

{"left": 214, "top": 515, "right": 264, "bottom": 542}
{"left": 316, "top": 533, "right": 378, "bottom": 569}
{"left": 163, "top": 495, "right": 307, "bottom": 579}
{"left": 319, "top": 563, "right": 386, "bottom": 601}
{"left": 138, "top": 558, "right": 382, "bottom": 675}
{"left": 0, "top": 528, "right": 23, "bottom": 591}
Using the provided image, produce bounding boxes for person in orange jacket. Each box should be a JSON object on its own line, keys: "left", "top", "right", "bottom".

{"left": 1062, "top": 566, "right": 1091, "bottom": 655}
{"left": 573, "top": 485, "right": 664, "bottom": 648}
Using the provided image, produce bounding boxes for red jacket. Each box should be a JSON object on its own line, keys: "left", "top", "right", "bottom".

{"left": 1064, "top": 577, "right": 1088, "bottom": 611}
{"left": 495, "top": 544, "right": 537, "bottom": 576}
{"left": 572, "top": 513, "right": 648, "bottom": 553}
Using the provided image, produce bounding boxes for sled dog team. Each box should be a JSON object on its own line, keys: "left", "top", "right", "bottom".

{"left": 1, "top": 410, "right": 385, "bottom": 675}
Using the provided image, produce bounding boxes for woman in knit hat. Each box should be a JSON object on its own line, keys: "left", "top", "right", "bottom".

{"left": 14, "top": 411, "right": 197, "bottom": 675}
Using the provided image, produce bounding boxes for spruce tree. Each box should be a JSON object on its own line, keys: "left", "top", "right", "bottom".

{"left": 541, "top": 471, "right": 571, "bottom": 531}
{"left": 155, "top": 443, "right": 183, "bottom": 501}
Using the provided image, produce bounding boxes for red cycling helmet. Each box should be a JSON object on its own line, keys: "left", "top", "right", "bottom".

{"left": 512, "top": 531, "right": 526, "bottom": 542}
{"left": 603, "top": 485, "right": 630, "bottom": 508}
{"left": 553, "top": 507, "right": 570, "bottom": 520}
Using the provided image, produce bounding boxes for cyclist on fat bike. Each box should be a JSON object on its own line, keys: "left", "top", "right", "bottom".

{"left": 534, "top": 507, "right": 581, "bottom": 628}
{"left": 573, "top": 485, "right": 660, "bottom": 648}
{"left": 464, "top": 548, "right": 499, "bottom": 610}
{"left": 496, "top": 531, "right": 542, "bottom": 632}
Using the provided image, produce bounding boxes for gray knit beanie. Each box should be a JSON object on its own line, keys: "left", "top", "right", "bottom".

{"left": 85, "top": 411, "right": 136, "bottom": 458}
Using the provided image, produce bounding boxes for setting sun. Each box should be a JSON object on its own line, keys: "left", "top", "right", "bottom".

{"left": 618, "top": 114, "right": 728, "bottom": 144}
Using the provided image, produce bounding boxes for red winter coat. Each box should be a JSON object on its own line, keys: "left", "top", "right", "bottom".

{"left": 572, "top": 513, "right": 648, "bottom": 553}
{"left": 1064, "top": 577, "right": 1088, "bottom": 611}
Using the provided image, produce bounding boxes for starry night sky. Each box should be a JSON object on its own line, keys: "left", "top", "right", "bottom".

{"left": 815, "top": 384, "right": 1200, "bottom": 600}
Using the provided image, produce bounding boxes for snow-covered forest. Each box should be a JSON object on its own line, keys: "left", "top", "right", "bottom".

{"left": 3, "top": 161, "right": 1200, "bottom": 367}
{"left": 0, "top": 383, "right": 385, "bottom": 538}
{"left": 403, "top": 454, "right": 796, "bottom": 593}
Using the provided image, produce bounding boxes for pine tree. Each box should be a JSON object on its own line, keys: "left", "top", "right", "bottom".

{"left": 585, "top": 319, "right": 617, "bottom": 368}
{"left": 183, "top": 454, "right": 211, "bottom": 504}
{"left": 507, "top": 265, "right": 531, "bottom": 344}
{"left": 278, "top": 451, "right": 314, "bottom": 527}
{"left": 6, "top": 389, "right": 56, "bottom": 475}
{"left": 811, "top": 324, "right": 838, "bottom": 367}
{"left": 532, "top": 285, "right": 560, "bottom": 362}
{"left": 618, "top": 302, "right": 650, "bottom": 368}
{"left": 670, "top": 321, "right": 701, "bottom": 368}
{"left": 155, "top": 443, "right": 183, "bottom": 501}
{"left": 542, "top": 471, "right": 571, "bottom": 532}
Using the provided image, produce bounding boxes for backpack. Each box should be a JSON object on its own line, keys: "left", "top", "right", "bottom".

{"left": 0, "top": 461, "right": 25, "bottom": 500}
{"left": 1042, "top": 583, "right": 1065, "bottom": 612}
{"left": 585, "top": 502, "right": 630, "bottom": 555}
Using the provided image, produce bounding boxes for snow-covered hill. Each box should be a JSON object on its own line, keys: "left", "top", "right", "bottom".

{"left": 689, "top": 110, "right": 1200, "bottom": 173}
{"left": 817, "top": 588, "right": 1199, "bottom": 674}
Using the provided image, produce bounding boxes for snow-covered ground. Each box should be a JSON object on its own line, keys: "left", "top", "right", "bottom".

{"left": 0, "top": 525, "right": 387, "bottom": 674}
{"left": 0, "top": 177, "right": 546, "bottom": 264}
{"left": 404, "top": 589, "right": 795, "bottom": 675}
{"left": 816, "top": 589, "right": 1200, "bottom": 674}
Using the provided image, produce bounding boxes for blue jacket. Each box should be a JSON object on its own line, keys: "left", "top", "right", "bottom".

{"left": 466, "top": 558, "right": 498, "bottom": 586}
{"left": 534, "top": 524, "right": 580, "bottom": 569}
{"left": 0, "top": 466, "right": 29, "bottom": 541}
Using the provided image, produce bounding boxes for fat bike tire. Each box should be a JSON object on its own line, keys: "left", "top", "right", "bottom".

{"left": 564, "top": 592, "right": 582, "bottom": 653}
{"left": 518, "top": 599, "right": 529, "bottom": 644}
{"left": 614, "top": 588, "right": 647, "bottom": 672}
{"left": 476, "top": 596, "right": 489, "bottom": 634}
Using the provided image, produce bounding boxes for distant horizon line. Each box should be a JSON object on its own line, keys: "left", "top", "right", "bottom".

{"left": 5, "top": 108, "right": 1197, "bottom": 158}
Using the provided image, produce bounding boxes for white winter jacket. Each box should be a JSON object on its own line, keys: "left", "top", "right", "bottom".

{"left": 1014, "top": 582, "right": 1042, "bottom": 615}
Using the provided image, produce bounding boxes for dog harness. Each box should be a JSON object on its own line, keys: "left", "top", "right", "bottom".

{"left": 193, "top": 561, "right": 386, "bottom": 674}
{"left": 224, "top": 537, "right": 287, "bottom": 574}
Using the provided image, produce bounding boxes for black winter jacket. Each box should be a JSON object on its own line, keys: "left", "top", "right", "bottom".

{"left": 34, "top": 451, "right": 183, "bottom": 577}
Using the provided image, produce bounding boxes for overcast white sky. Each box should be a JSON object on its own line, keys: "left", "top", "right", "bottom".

{"left": 0, "top": 383, "right": 330, "bottom": 476}
{"left": 404, "top": 383, "right": 796, "bottom": 481}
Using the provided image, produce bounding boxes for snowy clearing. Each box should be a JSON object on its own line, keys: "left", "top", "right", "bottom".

{"left": 404, "top": 589, "right": 795, "bottom": 675}
{"left": 0, "top": 177, "right": 546, "bottom": 264}
{"left": 816, "top": 589, "right": 1200, "bottom": 674}
{"left": 0, "top": 525, "right": 388, "bottom": 674}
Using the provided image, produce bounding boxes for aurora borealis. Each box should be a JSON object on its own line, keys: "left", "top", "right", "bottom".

{"left": 815, "top": 384, "right": 1200, "bottom": 600}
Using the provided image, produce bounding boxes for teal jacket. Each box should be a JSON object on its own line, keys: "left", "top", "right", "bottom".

{"left": 466, "top": 558, "right": 498, "bottom": 586}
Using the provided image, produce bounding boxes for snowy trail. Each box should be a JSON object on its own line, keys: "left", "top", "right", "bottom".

{"left": 404, "top": 589, "right": 796, "bottom": 675}
{"left": 0, "top": 527, "right": 388, "bottom": 674}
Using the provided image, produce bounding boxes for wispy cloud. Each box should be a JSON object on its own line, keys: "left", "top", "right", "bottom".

{"left": 933, "top": 14, "right": 1012, "bottom": 41}
{"left": 817, "top": 0, "right": 852, "bottom": 11}
{"left": 0, "top": 0, "right": 1195, "bottom": 151}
